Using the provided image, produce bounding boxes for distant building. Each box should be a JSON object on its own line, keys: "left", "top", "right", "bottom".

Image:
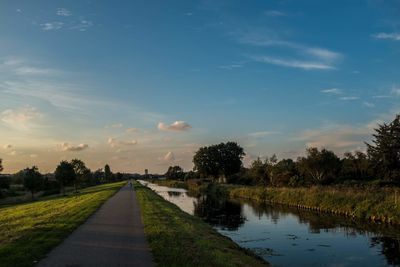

{"left": 144, "top": 169, "right": 148, "bottom": 175}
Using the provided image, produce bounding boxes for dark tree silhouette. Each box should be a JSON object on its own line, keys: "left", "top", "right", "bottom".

{"left": 367, "top": 115, "right": 400, "bottom": 183}
{"left": 193, "top": 142, "right": 245, "bottom": 181}
{"left": 104, "top": 164, "right": 112, "bottom": 181}
{"left": 0, "top": 158, "right": 3, "bottom": 173}
{"left": 165, "top": 166, "right": 184, "bottom": 180}
{"left": 55, "top": 161, "right": 76, "bottom": 195}
{"left": 22, "top": 166, "right": 43, "bottom": 200}
{"left": 71, "top": 159, "right": 90, "bottom": 191}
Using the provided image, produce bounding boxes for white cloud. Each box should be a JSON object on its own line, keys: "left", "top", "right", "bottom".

{"left": 57, "top": 8, "right": 71, "bottom": 17}
{"left": 30, "top": 154, "right": 38, "bottom": 158}
{"left": 41, "top": 22, "right": 63, "bottom": 31}
{"left": 105, "top": 123, "right": 123, "bottom": 128}
{"left": 296, "top": 124, "right": 371, "bottom": 152}
{"left": 363, "top": 102, "right": 375, "bottom": 108}
{"left": 340, "top": 96, "right": 359, "bottom": 101}
{"left": 237, "top": 31, "right": 342, "bottom": 70}
{"left": 391, "top": 86, "right": 400, "bottom": 96}
{"left": 9, "top": 150, "right": 17, "bottom": 156}
{"left": 69, "top": 19, "right": 93, "bottom": 32}
{"left": 1, "top": 106, "right": 41, "bottom": 125}
{"left": 163, "top": 151, "right": 175, "bottom": 161}
{"left": 321, "top": 88, "right": 342, "bottom": 94}
{"left": 14, "top": 66, "right": 59, "bottom": 76}
{"left": 251, "top": 56, "right": 335, "bottom": 70}
{"left": 108, "top": 138, "right": 138, "bottom": 148}
{"left": 60, "top": 142, "right": 89, "bottom": 152}
{"left": 158, "top": 121, "right": 192, "bottom": 132}
{"left": 372, "top": 32, "right": 400, "bottom": 41}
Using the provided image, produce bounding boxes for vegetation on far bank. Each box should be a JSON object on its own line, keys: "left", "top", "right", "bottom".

{"left": 229, "top": 185, "right": 400, "bottom": 224}
{"left": 0, "top": 181, "right": 125, "bottom": 267}
{"left": 134, "top": 182, "right": 268, "bottom": 267}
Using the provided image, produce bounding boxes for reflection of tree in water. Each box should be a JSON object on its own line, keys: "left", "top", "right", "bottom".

{"left": 167, "top": 191, "right": 182, "bottom": 197}
{"left": 370, "top": 236, "right": 400, "bottom": 266}
{"left": 239, "top": 198, "right": 400, "bottom": 265}
{"left": 194, "top": 185, "right": 245, "bottom": 231}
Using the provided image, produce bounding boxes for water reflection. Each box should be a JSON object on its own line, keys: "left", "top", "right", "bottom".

{"left": 194, "top": 194, "right": 245, "bottom": 231}
{"left": 139, "top": 181, "right": 400, "bottom": 267}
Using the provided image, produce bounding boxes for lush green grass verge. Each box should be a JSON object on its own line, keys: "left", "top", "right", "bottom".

{"left": 0, "top": 181, "right": 125, "bottom": 267}
{"left": 134, "top": 183, "right": 268, "bottom": 267}
{"left": 229, "top": 186, "right": 400, "bottom": 224}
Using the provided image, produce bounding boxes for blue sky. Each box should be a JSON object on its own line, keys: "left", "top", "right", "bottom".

{"left": 0, "top": 0, "right": 399, "bottom": 173}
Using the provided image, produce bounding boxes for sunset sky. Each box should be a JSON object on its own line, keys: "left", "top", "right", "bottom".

{"left": 1, "top": 0, "right": 399, "bottom": 174}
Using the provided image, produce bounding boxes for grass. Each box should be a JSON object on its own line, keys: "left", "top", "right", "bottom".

{"left": 229, "top": 186, "right": 400, "bottom": 224}
{"left": 0, "top": 181, "right": 125, "bottom": 267}
{"left": 134, "top": 182, "right": 268, "bottom": 267}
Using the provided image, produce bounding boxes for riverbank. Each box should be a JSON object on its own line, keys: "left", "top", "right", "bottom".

{"left": 0, "top": 181, "right": 125, "bottom": 267}
{"left": 229, "top": 186, "right": 400, "bottom": 224}
{"left": 150, "top": 179, "right": 400, "bottom": 224}
{"left": 134, "top": 182, "right": 268, "bottom": 267}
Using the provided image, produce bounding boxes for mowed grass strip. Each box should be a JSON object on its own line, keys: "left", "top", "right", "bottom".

{"left": 134, "top": 183, "right": 268, "bottom": 267}
{"left": 0, "top": 181, "right": 125, "bottom": 267}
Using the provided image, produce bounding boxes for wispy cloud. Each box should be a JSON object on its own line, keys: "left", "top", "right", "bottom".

{"left": 363, "top": 102, "right": 375, "bottom": 108}
{"left": 126, "top": 128, "right": 138, "bottom": 133}
{"left": 69, "top": 19, "right": 93, "bottom": 32}
{"left": 57, "top": 8, "right": 72, "bottom": 17}
{"left": 219, "top": 64, "right": 243, "bottom": 70}
{"left": 248, "top": 131, "right": 279, "bottom": 137}
{"left": 108, "top": 138, "right": 138, "bottom": 148}
{"left": 41, "top": 22, "right": 63, "bottom": 31}
{"left": 321, "top": 88, "right": 343, "bottom": 94}
{"left": 158, "top": 121, "right": 192, "bottom": 132}
{"left": 1, "top": 106, "right": 42, "bottom": 126}
{"left": 235, "top": 30, "right": 342, "bottom": 70}
{"left": 340, "top": 96, "right": 359, "bottom": 101}
{"left": 391, "top": 86, "right": 400, "bottom": 96}
{"left": 60, "top": 142, "right": 89, "bottom": 152}
{"left": 163, "top": 151, "right": 175, "bottom": 161}
{"left": 251, "top": 56, "right": 335, "bottom": 70}
{"left": 372, "top": 32, "right": 400, "bottom": 41}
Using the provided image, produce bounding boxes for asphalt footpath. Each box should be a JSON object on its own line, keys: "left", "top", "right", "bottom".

{"left": 37, "top": 184, "right": 155, "bottom": 267}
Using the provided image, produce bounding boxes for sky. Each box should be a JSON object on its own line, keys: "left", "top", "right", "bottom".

{"left": 0, "top": 0, "right": 399, "bottom": 174}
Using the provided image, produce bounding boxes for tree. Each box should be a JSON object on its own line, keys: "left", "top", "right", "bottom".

{"left": 104, "top": 164, "right": 112, "bottom": 182}
{"left": 367, "top": 115, "right": 400, "bottom": 183}
{"left": 22, "top": 166, "right": 43, "bottom": 200}
{"left": 71, "top": 159, "right": 90, "bottom": 191}
{"left": 0, "top": 159, "right": 3, "bottom": 173}
{"left": 341, "top": 151, "right": 370, "bottom": 181}
{"left": 165, "top": 166, "right": 184, "bottom": 180}
{"left": 55, "top": 161, "right": 76, "bottom": 195}
{"left": 248, "top": 158, "right": 269, "bottom": 186}
{"left": 271, "top": 158, "right": 298, "bottom": 186}
{"left": 193, "top": 142, "right": 245, "bottom": 181}
{"left": 297, "top": 147, "right": 341, "bottom": 185}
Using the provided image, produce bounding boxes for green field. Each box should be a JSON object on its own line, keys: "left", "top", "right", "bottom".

{"left": 134, "top": 182, "right": 268, "bottom": 267}
{"left": 0, "top": 181, "right": 125, "bottom": 267}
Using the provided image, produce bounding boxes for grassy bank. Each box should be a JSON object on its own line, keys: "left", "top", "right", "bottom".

{"left": 0, "top": 181, "right": 125, "bottom": 267}
{"left": 229, "top": 186, "right": 400, "bottom": 224}
{"left": 134, "top": 183, "right": 268, "bottom": 267}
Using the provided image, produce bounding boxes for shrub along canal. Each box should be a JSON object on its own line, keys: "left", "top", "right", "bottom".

{"left": 139, "top": 180, "right": 400, "bottom": 267}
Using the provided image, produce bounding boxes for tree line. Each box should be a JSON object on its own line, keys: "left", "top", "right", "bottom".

{"left": 0, "top": 159, "right": 126, "bottom": 199}
{"left": 166, "top": 115, "right": 400, "bottom": 187}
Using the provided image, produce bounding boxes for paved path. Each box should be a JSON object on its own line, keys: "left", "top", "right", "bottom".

{"left": 38, "top": 185, "right": 155, "bottom": 267}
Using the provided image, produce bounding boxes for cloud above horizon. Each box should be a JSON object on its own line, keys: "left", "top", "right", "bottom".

{"left": 158, "top": 121, "right": 192, "bottom": 132}
{"left": 60, "top": 142, "right": 89, "bottom": 152}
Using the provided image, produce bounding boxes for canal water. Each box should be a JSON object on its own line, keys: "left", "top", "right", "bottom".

{"left": 139, "top": 181, "right": 400, "bottom": 267}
